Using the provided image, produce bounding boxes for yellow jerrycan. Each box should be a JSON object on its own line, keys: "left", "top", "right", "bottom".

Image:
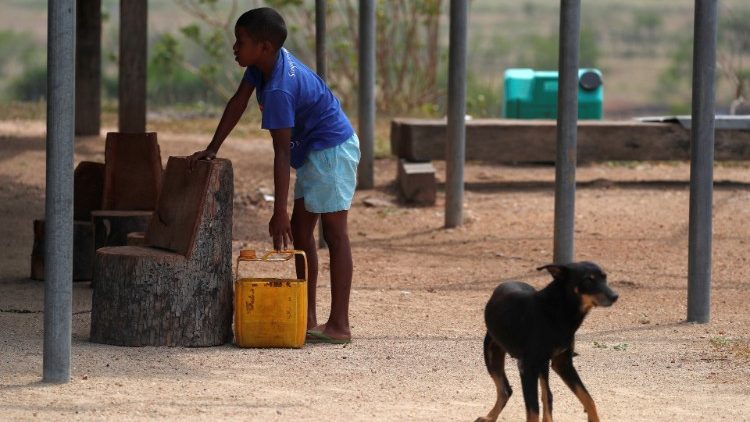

{"left": 234, "top": 249, "right": 308, "bottom": 348}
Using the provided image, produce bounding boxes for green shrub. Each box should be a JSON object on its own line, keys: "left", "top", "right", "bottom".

{"left": 9, "top": 64, "right": 47, "bottom": 101}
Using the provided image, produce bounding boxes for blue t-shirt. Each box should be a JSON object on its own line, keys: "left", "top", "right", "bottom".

{"left": 243, "top": 48, "right": 354, "bottom": 169}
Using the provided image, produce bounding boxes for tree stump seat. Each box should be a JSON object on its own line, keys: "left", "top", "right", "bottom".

{"left": 31, "top": 220, "right": 95, "bottom": 281}
{"left": 90, "top": 157, "right": 234, "bottom": 347}
{"left": 95, "top": 245, "right": 184, "bottom": 262}
{"left": 30, "top": 161, "right": 104, "bottom": 281}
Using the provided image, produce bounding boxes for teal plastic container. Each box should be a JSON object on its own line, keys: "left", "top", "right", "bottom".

{"left": 503, "top": 68, "right": 603, "bottom": 119}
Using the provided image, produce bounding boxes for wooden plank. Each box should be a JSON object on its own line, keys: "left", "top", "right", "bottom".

{"left": 391, "top": 118, "right": 750, "bottom": 162}
{"left": 145, "top": 157, "right": 214, "bottom": 258}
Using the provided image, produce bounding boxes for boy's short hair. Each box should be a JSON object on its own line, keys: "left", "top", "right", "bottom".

{"left": 236, "top": 8, "right": 287, "bottom": 50}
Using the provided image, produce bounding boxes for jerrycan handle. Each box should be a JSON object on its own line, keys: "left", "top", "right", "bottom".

{"left": 235, "top": 249, "right": 308, "bottom": 282}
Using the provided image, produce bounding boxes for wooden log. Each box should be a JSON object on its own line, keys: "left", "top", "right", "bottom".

{"left": 90, "top": 158, "right": 234, "bottom": 347}
{"left": 390, "top": 118, "right": 750, "bottom": 162}
{"left": 75, "top": 0, "right": 101, "bottom": 135}
{"left": 31, "top": 219, "right": 94, "bottom": 281}
{"left": 126, "top": 231, "right": 146, "bottom": 246}
{"left": 119, "top": 0, "right": 147, "bottom": 133}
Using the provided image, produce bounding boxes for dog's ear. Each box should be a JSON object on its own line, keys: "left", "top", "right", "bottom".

{"left": 537, "top": 264, "right": 566, "bottom": 279}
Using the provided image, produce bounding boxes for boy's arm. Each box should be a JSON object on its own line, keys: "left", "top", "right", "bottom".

{"left": 268, "top": 127, "right": 293, "bottom": 250}
{"left": 188, "top": 79, "right": 254, "bottom": 166}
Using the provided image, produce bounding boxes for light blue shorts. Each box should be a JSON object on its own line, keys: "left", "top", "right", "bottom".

{"left": 294, "top": 134, "right": 361, "bottom": 213}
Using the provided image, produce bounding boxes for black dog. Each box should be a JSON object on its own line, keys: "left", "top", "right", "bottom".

{"left": 475, "top": 261, "right": 618, "bottom": 422}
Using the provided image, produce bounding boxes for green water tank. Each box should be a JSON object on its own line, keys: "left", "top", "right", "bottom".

{"left": 503, "top": 68, "right": 603, "bottom": 119}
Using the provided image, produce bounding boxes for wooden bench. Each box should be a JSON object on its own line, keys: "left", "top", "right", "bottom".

{"left": 390, "top": 118, "right": 750, "bottom": 204}
{"left": 90, "top": 157, "right": 234, "bottom": 347}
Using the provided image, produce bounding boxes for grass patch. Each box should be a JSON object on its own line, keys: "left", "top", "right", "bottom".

{"left": 593, "top": 341, "right": 629, "bottom": 351}
{"left": 0, "top": 101, "right": 46, "bottom": 120}
{"left": 710, "top": 336, "right": 750, "bottom": 360}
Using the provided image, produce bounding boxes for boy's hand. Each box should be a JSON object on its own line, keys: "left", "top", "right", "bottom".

{"left": 187, "top": 148, "right": 216, "bottom": 170}
{"left": 269, "top": 211, "right": 293, "bottom": 251}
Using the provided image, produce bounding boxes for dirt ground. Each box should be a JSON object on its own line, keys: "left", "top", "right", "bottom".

{"left": 1, "top": 119, "right": 749, "bottom": 421}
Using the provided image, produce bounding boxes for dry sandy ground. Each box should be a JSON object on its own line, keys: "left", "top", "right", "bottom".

{"left": 1, "top": 120, "right": 749, "bottom": 421}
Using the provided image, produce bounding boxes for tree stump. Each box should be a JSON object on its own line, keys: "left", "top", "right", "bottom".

{"left": 126, "top": 231, "right": 146, "bottom": 246}
{"left": 90, "top": 158, "right": 233, "bottom": 347}
{"left": 74, "top": 161, "right": 105, "bottom": 221}
{"left": 31, "top": 220, "right": 94, "bottom": 281}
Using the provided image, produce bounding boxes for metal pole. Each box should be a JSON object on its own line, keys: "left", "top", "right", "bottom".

{"left": 687, "top": 0, "right": 718, "bottom": 323}
{"left": 552, "top": 0, "right": 581, "bottom": 264}
{"left": 444, "top": 0, "right": 468, "bottom": 228}
{"left": 316, "top": 0, "right": 327, "bottom": 249}
{"left": 44, "top": 0, "right": 75, "bottom": 383}
{"left": 357, "top": 0, "right": 375, "bottom": 189}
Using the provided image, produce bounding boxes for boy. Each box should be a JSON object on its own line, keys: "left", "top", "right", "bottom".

{"left": 188, "top": 7, "right": 359, "bottom": 344}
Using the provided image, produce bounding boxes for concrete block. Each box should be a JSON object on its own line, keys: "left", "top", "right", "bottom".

{"left": 398, "top": 159, "right": 436, "bottom": 206}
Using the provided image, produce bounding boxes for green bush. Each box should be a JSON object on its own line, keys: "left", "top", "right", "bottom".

{"left": 9, "top": 64, "right": 47, "bottom": 101}
{"left": 147, "top": 32, "right": 222, "bottom": 107}
{"left": 148, "top": 65, "right": 218, "bottom": 106}
{"left": 466, "top": 74, "right": 502, "bottom": 118}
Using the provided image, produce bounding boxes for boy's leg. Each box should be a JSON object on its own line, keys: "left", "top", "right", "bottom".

{"left": 320, "top": 209, "right": 352, "bottom": 340}
{"left": 291, "top": 198, "right": 320, "bottom": 330}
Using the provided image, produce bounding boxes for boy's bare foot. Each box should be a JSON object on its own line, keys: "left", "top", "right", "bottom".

{"left": 320, "top": 322, "right": 350, "bottom": 341}
{"left": 306, "top": 322, "right": 350, "bottom": 341}
{"left": 307, "top": 323, "right": 326, "bottom": 333}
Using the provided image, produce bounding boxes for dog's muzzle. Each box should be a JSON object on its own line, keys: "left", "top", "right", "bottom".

{"left": 594, "top": 289, "right": 619, "bottom": 307}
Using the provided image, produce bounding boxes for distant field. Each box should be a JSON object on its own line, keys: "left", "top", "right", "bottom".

{"left": 0, "top": 0, "right": 747, "bottom": 117}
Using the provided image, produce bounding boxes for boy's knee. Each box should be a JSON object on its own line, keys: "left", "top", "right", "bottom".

{"left": 322, "top": 226, "right": 349, "bottom": 248}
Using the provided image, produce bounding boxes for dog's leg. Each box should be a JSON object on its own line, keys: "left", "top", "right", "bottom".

{"left": 475, "top": 333, "right": 513, "bottom": 422}
{"left": 551, "top": 352, "right": 600, "bottom": 422}
{"left": 539, "top": 364, "right": 553, "bottom": 422}
{"left": 519, "top": 359, "right": 542, "bottom": 422}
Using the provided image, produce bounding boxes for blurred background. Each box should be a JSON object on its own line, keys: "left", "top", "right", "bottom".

{"left": 0, "top": 0, "right": 747, "bottom": 123}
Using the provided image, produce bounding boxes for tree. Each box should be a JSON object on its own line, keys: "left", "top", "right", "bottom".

{"left": 163, "top": 0, "right": 444, "bottom": 115}
{"left": 718, "top": 5, "right": 750, "bottom": 114}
